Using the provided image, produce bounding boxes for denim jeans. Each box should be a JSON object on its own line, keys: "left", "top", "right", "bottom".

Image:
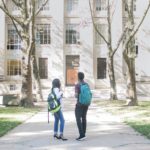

{"left": 54, "top": 109, "right": 65, "bottom": 135}
{"left": 75, "top": 103, "right": 89, "bottom": 137}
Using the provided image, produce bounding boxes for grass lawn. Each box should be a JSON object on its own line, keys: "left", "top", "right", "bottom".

{"left": 0, "top": 106, "right": 42, "bottom": 137}
{"left": 95, "top": 100, "right": 150, "bottom": 139}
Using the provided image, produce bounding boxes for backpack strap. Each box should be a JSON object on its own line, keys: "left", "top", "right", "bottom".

{"left": 51, "top": 88, "right": 57, "bottom": 100}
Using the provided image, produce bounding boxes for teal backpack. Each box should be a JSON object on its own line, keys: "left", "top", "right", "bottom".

{"left": 79, "top": 83, "right": 92, "bottom": 105}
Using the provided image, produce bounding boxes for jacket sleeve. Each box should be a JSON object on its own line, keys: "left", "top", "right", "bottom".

{"left": 53, "top": 88, "right": 63, "bottom": 99}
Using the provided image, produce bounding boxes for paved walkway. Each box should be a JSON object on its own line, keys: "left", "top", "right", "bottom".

{"left": 0, "top": 98, "right": 150, "bottom": 150}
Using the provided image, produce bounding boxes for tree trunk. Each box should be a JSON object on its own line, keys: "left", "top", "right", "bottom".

{"left": 108, "top": 55, "right": 118, "bottom": 100}
{"left": 32, "top": 50, "right": 44, "bottom": 101}
{"left": 20, "top": 24, "right": 34, "bottom": 107}
{"left": 31, "top": 4, "right": 43, "bottom": 101}
{"left": 123, "top": 52, "right": 138, "bottom": 106}
{"left": 20, "top": 55, "right": 34, "bottom": 107}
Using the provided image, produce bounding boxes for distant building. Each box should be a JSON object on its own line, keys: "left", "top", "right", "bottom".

{"left": 0, "top": 0, "right": 150, "bottom": 99}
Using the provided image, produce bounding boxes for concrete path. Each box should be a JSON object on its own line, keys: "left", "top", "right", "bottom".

{"left": 0, "top": 98, "right": 150, "bottom": 150}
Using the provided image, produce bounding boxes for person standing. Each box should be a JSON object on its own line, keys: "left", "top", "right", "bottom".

{"left": 51, "top": 78, "right": 68, "bottom": 141}
{"left": 75, "top": 72, "right": 91, "bottom": 141}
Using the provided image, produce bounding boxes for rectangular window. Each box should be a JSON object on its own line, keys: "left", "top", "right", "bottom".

{"left": 36, "top": 24, "right": 51, "bottom": 44}
{"left": 95, "top": 24, "right": 107, "bottom": 44}
{"left": 10, "top": 85, "right": 17, "bottom": 91}
{"left": 125, "top": 0, "right": 136, "bottom": 11}
{"left": 66, "top": 0, "right": 78, "bottom": 14}
{"left": 37, "top": 0, "right": 50, "bottom": 11}
{"left": 7, "top": 60, "right": 21, "bottom": 76}
{"left": 96, "top": 0, "right": 107, "bottom": 11}
{"left": 39, "top": 58, "right": 48, "bottom": 79}
{"left": 66, "top": 24, "right": 79, "bottom": 44}
{"left": 97, "top": 58, "right": 106, "bottom": 79}
{"left": 7, "top": 25, "right": 21, "bottom": 50}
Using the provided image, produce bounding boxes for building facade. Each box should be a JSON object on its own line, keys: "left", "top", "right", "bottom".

{"left": 0, "top": 0, "right": 150, "bottom": 98}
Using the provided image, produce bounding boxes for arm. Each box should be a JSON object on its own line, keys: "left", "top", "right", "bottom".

{"left": 75, "top": 84, "right": 80, "bottom": 98}
{"left": 53, "top": 88, "right": 63, "bottom": 99}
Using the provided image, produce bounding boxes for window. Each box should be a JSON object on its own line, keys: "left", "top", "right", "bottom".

{"left": 66, "top": 24, "right": 80, "bottom": 44}
{"left": 66, "top": 0, "right": 78, "bottom": 14}
{"left": 36, "top": 24, "right": 51, "bottom": 44}
{"left": 95, "top": 0, "right": 107, "bottom": 11}
{"left": 7, "top": 25, "right": 21, "bottom": 50}
{"left": 10, "top": 85, "right": 17, "bottom": 91}
{"left": 133, "top": 0, "right": 136, "bottom": 11}
{"left": 37, "top": 0, "right": 50, "bottom": 11}
{"left": 95, "top": 24, "right": 107, "bottom": 44}
{"left": 125, "top": 0, "right": 136, "bottom": 11}
{"left": 97, "top": 58, "right": 106, "bottom": 79}
{"left": 7, "top": 60, "right": 21, "bottom": 76}
{"left": 39, "top": 58, "right": 48, "bottom": 79}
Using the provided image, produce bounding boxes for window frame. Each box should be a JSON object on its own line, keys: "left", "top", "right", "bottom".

{"left": 39, "top": 58, "right": 48, "bottom": 79}
{"left": 95, "top": 0, "right": 107, "bottom": 11}
{"left": 97, "top": 58, "right": 107, "bottom": 79}
{"left": 36, "top": 0, "right": 50, "bottom": 11}
{"left": 7, "top": 60, "right": 21, "bottom": 76}
{"left": 66, "top": 24, "right": 80, "bottom": 44}
{"left": 36, "top": 24, "right": 51, "bottom": 45}
{"left": 7, "top": 24, "right": 21, "bottom": 50}
{"left": 95, "top": 24, "right": 107, "bottom": 45}
{"left": 66, "top": 0, "right": 78, "bottom": 14}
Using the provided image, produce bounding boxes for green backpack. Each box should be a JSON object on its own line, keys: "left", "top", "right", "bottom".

{"left": 47, "top": 91, "right": 61, "bottom": 113}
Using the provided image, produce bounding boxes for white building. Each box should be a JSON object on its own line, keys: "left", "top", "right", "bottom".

{"left": 0, "top": 0, "right": 150, "bottom": 99}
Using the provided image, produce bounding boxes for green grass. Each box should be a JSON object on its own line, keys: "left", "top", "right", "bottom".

{"left": 125, "top": 121, "right": 150, "bottom": 139}
{"left": 96, "top": 100, "right": 150, "bottom": 139}
{"left": 0, "top": 118, "right": 21, "bottom": 137}
{"left": 0, "top": 107, "right": 41, "bottom": 114}
{"left": 0, "top": 106, "right": 41, "bottom": 137}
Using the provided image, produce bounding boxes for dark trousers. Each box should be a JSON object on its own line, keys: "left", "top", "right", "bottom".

{"left": 75, "top": 103, "right": 89, "bottom": 137}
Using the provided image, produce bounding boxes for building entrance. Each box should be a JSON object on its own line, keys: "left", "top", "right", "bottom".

{"left": 66, "top": 55, "right": 79, "bottom": 86}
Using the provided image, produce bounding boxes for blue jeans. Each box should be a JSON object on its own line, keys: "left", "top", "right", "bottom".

{"left": 54, "top": 109, "right": 65, "bottom": 135}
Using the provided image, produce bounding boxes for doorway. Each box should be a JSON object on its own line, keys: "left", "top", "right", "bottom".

{"left": 66, "top": 55, "right": 80, "bottom": 86}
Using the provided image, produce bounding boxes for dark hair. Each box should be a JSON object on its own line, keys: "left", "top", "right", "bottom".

{"left": 52, "top": 78, "right": 61, "bottom": 89}
{"left": 78, "top": 72, "right": 84, "bottom": 81}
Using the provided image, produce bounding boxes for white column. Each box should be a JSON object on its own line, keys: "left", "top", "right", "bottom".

{"left": 0, "top": 10, "right": 5, "bottom": 77}
{"left": 50, "top": 0, "right": 64, "bottom": 85}
{"left": 112, "top": 0, "right": 124, "bottom": 82}
{"left": 79, "top": 0, "right": 94, "bottom": 89}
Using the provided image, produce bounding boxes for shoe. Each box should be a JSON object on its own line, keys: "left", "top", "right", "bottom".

{"left": 53, "top": 134, "right": 60, "bottom": 139}
{"left": 59, "top": 135, "right": 68, "bottom": 141}
{"left": 76, "top": 136, "right": 86, "bottom": 141}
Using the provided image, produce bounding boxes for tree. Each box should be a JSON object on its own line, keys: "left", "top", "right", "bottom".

{"left": 0, "top": 0, "right": 48, "bottom": 107}
{"left": 122, "top": 0, "right": 150, "bottom": 106}
{"left": 89, "top": 0, "right": 126, "bottom": 100}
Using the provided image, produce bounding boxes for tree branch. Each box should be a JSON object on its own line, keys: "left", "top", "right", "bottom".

{"left": 126, "top": 0, "right": 150, "bottom": 46}
{"left": 0, "top": 0, "right": 24, "bottom": 26}
{"left": 113, "top": 27, "right": 128, "bottom": 55}
{"left": 107, "top": 0, "right": 112, "bottom": 49}
{"left": 35, "top": 0, "right": 48, "bottom": 16}
{"left": 89, "top": 0, "right": 109, "bottom": 45}
{"left": 11, "top": 0, "right": 23, "bottom": 10}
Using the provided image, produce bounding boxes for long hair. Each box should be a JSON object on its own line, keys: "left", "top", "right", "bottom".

{"left": 52, "top": 78, "right": 61, "bottom": 89}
